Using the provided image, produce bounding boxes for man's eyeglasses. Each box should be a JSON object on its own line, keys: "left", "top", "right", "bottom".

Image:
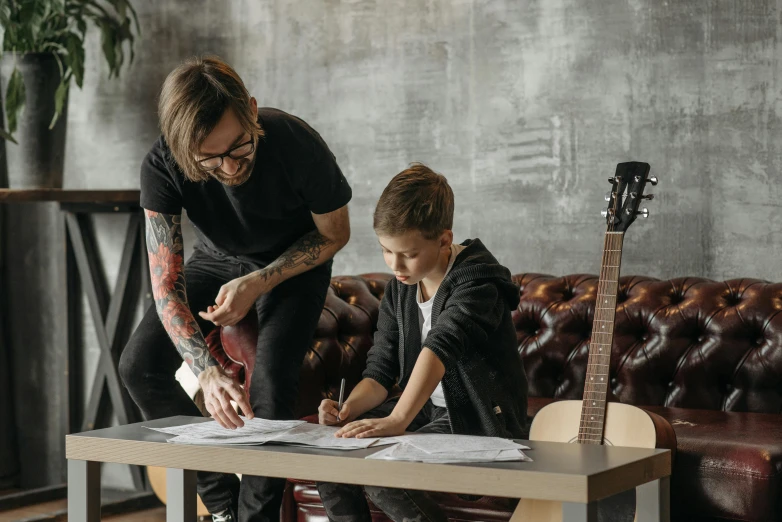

{"left": 197, "top": 140, "right": 255, "bottom": 171}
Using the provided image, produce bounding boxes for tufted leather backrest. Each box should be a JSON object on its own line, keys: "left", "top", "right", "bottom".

{"left": 219, "top": 272, "right": 782, "bottom": 418}
{"left": 294, "top": 274, "right": 392, "bottom": 417}
{"left": 513, "top": 274, "right": 782, "bottom": 414}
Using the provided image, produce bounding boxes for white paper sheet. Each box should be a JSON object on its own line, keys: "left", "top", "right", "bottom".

{"left": 384, "top": 433, "right": 530, "bottom": 454}
{"left": 366, "top": 444, "right": 532, "bottom": 463}
{"left": 149, "top": 419, "right": 388, "bottom": 450}
{"left": 166, "top": 433, "right": 287, "bottom": 445}
{"left": 145, "top": 417, "right": 306, "bottom": 439}
{"left": 145, "top": 420, "right": 531, "bottom": 462}
{"left": 271, "top": 423, "right": 381, "bottom": 450}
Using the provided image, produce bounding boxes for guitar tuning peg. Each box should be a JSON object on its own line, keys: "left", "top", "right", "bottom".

{"left": 601, "top": 209, "right": 609, "bottom": 218}
{"left": 636, "top": 208, "right": 650, "bottom": 218}
{"left": 604, "top": 192, "right": 612, "bottom": 202}
{"left": 642, "top": 194, "right": 654, "bottom": 200}
{"left": 648, "top": 176, "right": 658, "bottom": 186}
{"left": 608, "top": 176, "right": 623, "bottom": 184}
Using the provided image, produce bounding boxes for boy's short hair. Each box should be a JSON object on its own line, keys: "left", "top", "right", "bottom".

{"left": 373, "top": 163, "right": 454, "bottom": 240}
{"left": 158, "top": 55, "right": 263, "bottom": 183}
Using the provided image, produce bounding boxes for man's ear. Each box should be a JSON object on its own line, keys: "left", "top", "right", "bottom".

{"left": 250, "top": 96, "right": 258, "bottom": 117}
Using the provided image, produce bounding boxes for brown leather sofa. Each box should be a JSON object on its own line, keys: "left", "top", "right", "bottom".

{"left": 213, "top": 273, "right": 782, "bottom": 522}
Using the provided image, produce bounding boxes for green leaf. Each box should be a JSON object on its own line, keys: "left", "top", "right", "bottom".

{"left": 19, "top": 1, "right": 36, "bottom": 26}
{"left": 128, "top": 2, "right": 140, "bottom": 36}
{"left": 76, "top": 16, "right": 86, "bottom": 36}
{"left": 113, "top": 0, "right": 127, "bottom": 21}
{"left": 65, "top": 31, "right": 84, "bottom": 87}
{"left": 5, "top": 67, "right": 26, "bottom": 135}
{"left": 113, "top": 0, "right": 140, "bottom": 35}
{"left": 41, "top": 41, "right": 67, "bottom": 54}
{"left": 0, "top": 127, "right": 18, "bottom": 144}
{"left": 99, "top": 18, "right": 117, "bottom": 76}
{"left": 81, "top": 1, "right": 112, "bottom": 21}
{"left": 49, "top": 76, "right": 69, "bottom": 129}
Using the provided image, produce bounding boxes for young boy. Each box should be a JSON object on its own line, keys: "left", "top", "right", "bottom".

{"left": 316, "top": 164, "right": 528, "bottom": 522}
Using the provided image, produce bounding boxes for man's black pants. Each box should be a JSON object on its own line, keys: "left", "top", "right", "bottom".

{"left": 119, "top": 245, "right": 332, "bottom": 522}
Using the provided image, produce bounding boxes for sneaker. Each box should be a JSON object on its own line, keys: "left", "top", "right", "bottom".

{"left": 212, "top": 508, "right": 236, "bottom": 522}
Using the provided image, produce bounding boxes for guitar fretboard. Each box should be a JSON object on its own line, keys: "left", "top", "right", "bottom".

{"left": 577, "top": 231, "right": 624, "bottom": 444}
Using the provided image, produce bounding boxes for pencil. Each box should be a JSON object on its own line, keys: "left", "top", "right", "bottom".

{"left": 337, "top": 378, "right": 346, "bottom": 420}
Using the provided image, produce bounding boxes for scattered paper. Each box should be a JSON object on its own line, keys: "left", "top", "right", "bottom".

{"left": 147, "top": 419, "right": 381, "bottom": 450}
{"left": 144, "top": 420, "right": 533, "bottom": 464}
{"left": 367, "top": 444, "right": 532, "bottom": 463}
{"left": 145, "top": 417, "right": 305, "bottom": 440}
{"left": 165, "top": 433, "right": 285, "bottom": 445}
{"left": 385, "top": 433, "right": 530, "bottom": 454}
{"left": 270, "top": 423, "right": 380, "bottom": 450}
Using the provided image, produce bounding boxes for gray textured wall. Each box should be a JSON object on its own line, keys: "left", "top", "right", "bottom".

{"left": 8, "top": 0, "right": 782, "bottom": 490}
{"left": 65, "top": 0, "right": 782, "bottom": 281}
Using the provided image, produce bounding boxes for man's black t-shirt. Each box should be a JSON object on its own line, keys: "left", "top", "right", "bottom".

{"left": 140, "top": 108, "right": 352, "bottom": 265}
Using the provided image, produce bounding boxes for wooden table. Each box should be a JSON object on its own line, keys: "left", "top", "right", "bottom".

{"left": 66, "top": 416, "right": 671, "bottom": 522}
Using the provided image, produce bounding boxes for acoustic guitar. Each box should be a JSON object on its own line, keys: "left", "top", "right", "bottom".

{"left": 513, "top": 162, "right": 676, "bottom": 522}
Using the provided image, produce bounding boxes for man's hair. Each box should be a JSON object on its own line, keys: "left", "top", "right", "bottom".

{"left": 373, "top": 163, "right": 454, "bottom": 240}
{"left": 158, "top": 55, "right": 263, "bottom": 182}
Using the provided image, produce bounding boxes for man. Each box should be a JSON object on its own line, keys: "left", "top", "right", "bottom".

{"left": 119, "top": 56, "right": 351, "bottom": 522}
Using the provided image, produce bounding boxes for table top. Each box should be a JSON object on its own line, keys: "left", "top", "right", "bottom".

{"left": 66, "top": 417, "right": 671, "bottom": 503}
{"left": 0, "top": 189, "right": 140, "bottom": 203}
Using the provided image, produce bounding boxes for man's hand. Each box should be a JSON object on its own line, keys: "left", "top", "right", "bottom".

{"left": 199, "top": 275, "right": 270, "bottom": 327}
{"left": 198, "top": 366, "right": 254, "bottom": 429}
{"left": 335, "top": 414, "right": 408, "bottom": 439}
{"left": 318, "top": 399, "right": 352, "bottom": 426}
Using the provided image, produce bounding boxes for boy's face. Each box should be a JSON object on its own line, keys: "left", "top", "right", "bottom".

{"left": 377, "top": 230, "right": 453, "bottom": 286}
{"left": 197, "top": 97, "right": 258, "bottom": 187}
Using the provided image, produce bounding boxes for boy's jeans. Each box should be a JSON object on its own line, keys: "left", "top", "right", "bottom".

{"left": 317, "top": 397, "right": 451, "bottom": 522}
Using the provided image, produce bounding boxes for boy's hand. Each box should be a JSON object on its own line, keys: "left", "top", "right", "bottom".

{"left": 335, "top": 414, "right": 407, "bottom": 439}
{"left": 318, "top": 399, "right": 351, "bottom": 426}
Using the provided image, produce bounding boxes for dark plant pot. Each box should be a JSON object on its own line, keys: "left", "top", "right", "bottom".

{"left": 0, "top": 52, "right": 68, "bottom": 189}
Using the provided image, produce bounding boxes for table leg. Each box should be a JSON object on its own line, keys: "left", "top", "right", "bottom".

{"left": 67, "top": 460, "right": 100, "bottom": 522}
{"left": 563, "top": 501, "right": 597, "bottom": 522}
{"left": 636, "top": 476, "right": 670, "bottom": 522}
{"left": 166, "top": 468, "right": 197, "bottom": 522}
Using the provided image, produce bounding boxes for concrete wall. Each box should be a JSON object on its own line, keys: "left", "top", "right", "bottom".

{"left": 7, "top": 0, "right": 782, "bottom": 490}
{"left": 66, "top": 0, "right": 782, "bottom": 281}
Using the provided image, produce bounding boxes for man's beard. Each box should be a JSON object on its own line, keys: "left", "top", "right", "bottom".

{"left": 212, "top": 158, "right": 253, "bottom": 187}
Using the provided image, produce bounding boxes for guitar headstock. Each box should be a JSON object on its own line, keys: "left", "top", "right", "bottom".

{"left": 602, "top": 162, "right": 656, "bottom": 232}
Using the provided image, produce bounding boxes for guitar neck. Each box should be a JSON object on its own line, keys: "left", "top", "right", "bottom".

{"left": 577, "top": 231, "right": 625, "bottom": 444}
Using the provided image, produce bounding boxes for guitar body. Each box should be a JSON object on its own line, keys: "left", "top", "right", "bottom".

{"left": 514, "top": 401, "right": 675, "bottom": 522}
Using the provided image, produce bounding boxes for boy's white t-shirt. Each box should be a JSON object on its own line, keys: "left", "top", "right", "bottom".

{"left": 418, "top": 243, "right": 466, "bottom": 408}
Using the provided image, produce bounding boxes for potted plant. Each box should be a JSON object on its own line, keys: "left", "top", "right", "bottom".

{"left": 0, "top": 0, "right": 138, "bottom": 188}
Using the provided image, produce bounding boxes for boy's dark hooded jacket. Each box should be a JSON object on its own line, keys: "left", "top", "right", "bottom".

{"left": 363, "top": 239, "right": 529, "bottom": 438}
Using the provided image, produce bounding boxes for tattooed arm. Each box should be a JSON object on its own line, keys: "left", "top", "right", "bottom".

{"left": 145, "top": 210, "right": 253, "bottom": 429}
{"left": 261, "top": 204, "right": 351, "bottom": 283}
{"left": 145, "top": 211, "right": 213, "bottom": 373}
{"left": 199, "top": 205, "right": 351, "bottom": 326}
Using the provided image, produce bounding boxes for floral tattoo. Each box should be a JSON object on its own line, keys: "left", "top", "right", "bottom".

{"left": 145, "top": 210, "right": 217, "bottom": 375}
